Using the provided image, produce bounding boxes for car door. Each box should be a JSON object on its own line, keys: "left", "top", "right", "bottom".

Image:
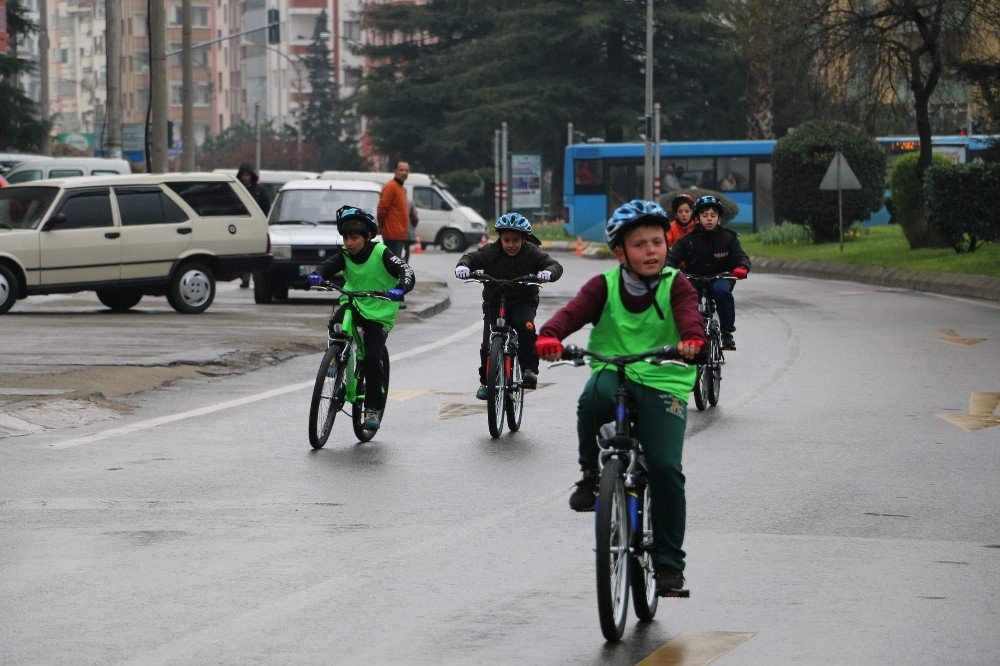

{"left": 115, "top": 186, "right": 191, "bottom": 280}
{"left": 411, "top": 185, "right": 451, "bottom": 240}
{"left": 38, "top": 188, "right": 121, "bottom": 285}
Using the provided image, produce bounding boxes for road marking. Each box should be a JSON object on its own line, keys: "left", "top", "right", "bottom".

{"left": 437, "top": 403, "right": 485, "bottom": 420}
{"left": 50, "top": 322, "right": 482, "bottom": 448}
{"left": 388, "top": 389, "right": 467, "bottom": 401}
{"left": 935, "top": 328, "right": 987, "bottom": 346}
{"left": 936, "top": 392, "right": 1000, "bottom": 432}
{"left": 637, "top": 631, "right": 755, "bottom": 666}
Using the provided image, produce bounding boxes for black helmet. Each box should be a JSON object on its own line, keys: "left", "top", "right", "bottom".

{"left": 335, "top": 205, "right": 378, "bottom": 238}
{"left": 691, "top": 195, "right": 725, "bottom": 219}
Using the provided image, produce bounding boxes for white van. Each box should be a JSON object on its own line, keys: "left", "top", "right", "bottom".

{"left": 319, "top": 171, "right": 487, "bottom": 252}
{"left": 0, "top": 173, "right": 271, "bottom": 314}
{"left": 4, "top": 157, "right": 132, "bottom": 184}
{"left": 253, "top": 179, "right": 382, "bottom": 303}
{"left": 212, "top": 169, "right": 319, "bottom": 204}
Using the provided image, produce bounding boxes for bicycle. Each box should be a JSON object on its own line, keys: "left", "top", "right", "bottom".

{"left": 683, "top": 273, "right": 736, "bottom": 411}
{"left": 550, "top": 344, "right": 696, "bottom": 642}
{"left": 307, "top": 281, "right": 393, "bottom": 448}
{"left": 463, "top": 271, "right": 541, "bottom": 439}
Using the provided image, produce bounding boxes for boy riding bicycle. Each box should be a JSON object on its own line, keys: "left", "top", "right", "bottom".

{"left": 535, "top": 200, "right": 704, "bottom": 595}
{"left": 307, "top": 205, "right": 415, "bottom": 430}
{"left": 454, "top": 212, "right": 563, "bottom": 399}
{"left": 666, "top": 195, "right": 750, "bottom": 350}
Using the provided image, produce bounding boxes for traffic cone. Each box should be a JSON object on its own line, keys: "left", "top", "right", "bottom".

{"left": 412, "top": 233, "right": 424, "bottom": 254}
{"left": 574, "top": 235, "right": 584, "bottom": 255}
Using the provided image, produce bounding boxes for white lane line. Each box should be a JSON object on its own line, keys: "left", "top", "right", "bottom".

{"left": 50, "top": 321, "right": 481, "bottom": 449}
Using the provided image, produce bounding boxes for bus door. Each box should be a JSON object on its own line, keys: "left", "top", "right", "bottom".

{"left": 753, "top": 160, "right": 775, "bottom": 231}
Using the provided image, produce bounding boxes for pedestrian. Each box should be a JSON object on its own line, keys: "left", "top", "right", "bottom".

{"left": 236, "top": 163, "right": 272, "bottom": 288}
{"left": 377, "top": 160, "right": 409, "bottom": 259}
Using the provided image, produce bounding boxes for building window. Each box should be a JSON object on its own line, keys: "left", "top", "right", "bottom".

{"left": 343, "top": 67, "right": 362, "bottom": 90}
{"left": 135, "top": 14, "right": 147, "bottom": 37}
{"left": 170, "top": 5, "right": 210, "bottom": 28}
{"left": 342, "top": 20, "right": 362, "bottom": 42}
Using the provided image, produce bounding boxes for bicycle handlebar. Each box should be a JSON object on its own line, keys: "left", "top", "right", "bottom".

{"left": 311, "top": 280, "right": 393, "bottom": 301}
{"left": 548, "top": 344, "right": 703, "bottom": 369}
{"left": 463, "top": 270, "right": 541, "bottom": 287}
{"left": 682, "top": 272, "right": 737, "bottom": 284}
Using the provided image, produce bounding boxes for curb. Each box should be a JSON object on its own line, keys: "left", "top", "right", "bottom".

{"left": 750, "top": 257, "right": 1000, "bottom": 302}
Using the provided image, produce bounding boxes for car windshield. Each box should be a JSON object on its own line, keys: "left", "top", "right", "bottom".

{"left": 434, "top": 182, "right": 462, "bottom": 207}
{"left": 269, "top": 189, "right": 380, "bottom": 226}
{"left": 0, "top": 186, "right": 59, "bottom": 230}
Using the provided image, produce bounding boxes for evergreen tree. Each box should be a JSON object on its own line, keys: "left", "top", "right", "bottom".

{"left": 1, "top": 1, "right": 47, "bottom": 150}
{"left": 299, "top": 10, "right": 364, "bottom": 170}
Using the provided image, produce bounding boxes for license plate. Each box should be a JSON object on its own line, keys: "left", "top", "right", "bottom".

{"left": 298, "top": 265, "right": 318, "bottom": 277}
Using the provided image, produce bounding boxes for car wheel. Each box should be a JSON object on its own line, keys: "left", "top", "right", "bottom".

{"left": 253, "top": 272, "right": 273, "bottom": 304}
{"left": 439, "top": 228, "right": 467, "bottom": 253}
{"left": 272, "top": 285, "right": 289, "bottom": 302}
{"left": 0, "top": 265, "right": 19, "bottom": 315}
{"left": 167, "top": 261, "right": 216, "bottom": 314}
{"left": 96, "top": 288, "right": 143, "bottom": 312}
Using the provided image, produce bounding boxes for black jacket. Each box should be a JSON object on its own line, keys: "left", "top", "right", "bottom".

{"left": 666, "top": 225, "right": 750, "bottom": 276}
{"left": 457, "top": 240, "right": 563, "bottom": 310}
{"left": 236, "top": 163, "right": 271, "bottom": 216}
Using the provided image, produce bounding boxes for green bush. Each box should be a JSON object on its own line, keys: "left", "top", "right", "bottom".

{"left": 437, "top": 169, "right": 482, "bottom": 198}
{"left": 773, "top": 120, "right": 886, "bottom": 243}
{"left": 659, "top": 188, "right": 739, "bottom": 222}
{"left": 755, "top": 222, "right": 814, "bottom": 245}
{"left": 888, "top": 152, "right": 955, "bottom": 249}
{"left": 924, "top": 162, "right": 1000, "bottom": 253}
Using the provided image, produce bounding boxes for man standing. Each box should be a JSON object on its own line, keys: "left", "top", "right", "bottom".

{"left": 236, "top": 163, "right": 271, "bottom": 288}
{"left": 377, "top": 160, "right": 409, "bottom": 258}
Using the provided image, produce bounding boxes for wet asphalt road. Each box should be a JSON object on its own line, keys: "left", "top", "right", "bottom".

{"left": 2, "top": 251, "right": 999, "bottom": 665}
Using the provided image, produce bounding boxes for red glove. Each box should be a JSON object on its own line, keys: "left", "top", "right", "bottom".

{"left": 535, "top": 335, "right": 563, "bottom": 359}
{"left": 680, "top": 339, "right": 704, "bottom": 349}
{"left": 732, "top": 266, "right": 749, "bottom": 280}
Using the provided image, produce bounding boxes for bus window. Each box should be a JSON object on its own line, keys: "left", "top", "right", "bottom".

{"left": 574, "top": 160, "right": 603, "bottom": 187}
{"left": 717, "top": 157, "right": 751, "bottom": 191}
{"left": 673, "top": 158, "right": 714, "bottom": 189}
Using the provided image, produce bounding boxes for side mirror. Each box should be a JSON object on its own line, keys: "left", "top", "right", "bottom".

{"left": 43, "top": 213, "right": 68, "bottom": 230}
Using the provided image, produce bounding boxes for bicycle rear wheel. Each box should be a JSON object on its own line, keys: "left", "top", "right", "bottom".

{"left": 595, "top": 457, "right": 630, "bottom": 642}
{"left": 630, "top": 484, "right": 658, "bottom": 621}
{"left": 308, "top": 344, "right": 346, "bottom": 449}
{"left": 505, "top": 354, "right": 524, "bottom": 432}
{"left": 486, "top": 339, "right": 505, "bottom": 439}
{"left": 352, "top": 347, "right": 390, "bottom": 442}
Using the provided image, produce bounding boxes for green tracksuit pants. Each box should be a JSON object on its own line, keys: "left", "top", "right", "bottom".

{"left": 577, "top": 370, "right": 688, "bottom": 572}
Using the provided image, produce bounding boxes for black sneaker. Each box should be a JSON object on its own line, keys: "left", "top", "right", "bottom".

{"left": 569, "top": 470, "right": 599, "bottom": 512}
{"left": 522, "top": 370, "right": 538, "bottom": 389}
{"left": 722, "top": 333, "right": 736, "bottom": 350}
{"left": 655, "top": 567, "right": 685, "bottom": 595}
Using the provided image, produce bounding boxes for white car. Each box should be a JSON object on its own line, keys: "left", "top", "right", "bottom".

{"left": 253, "top": 179, "right": 382, "bottom": 303}
{"left": 0, "top": 173, "right": 271, "bottom": 314}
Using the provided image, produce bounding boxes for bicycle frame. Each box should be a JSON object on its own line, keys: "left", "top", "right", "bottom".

{"left": 464, "top": 272, "right": 540, "bottom": 387}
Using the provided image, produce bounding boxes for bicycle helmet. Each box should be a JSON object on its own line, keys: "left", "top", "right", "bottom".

{"left": 691, "top": 195, "right": 725, "bottom": 219}
{"left": 605, "top": 199, "right": 669, "bottom": 247}
{"left": 335, "top": 205, "right": 378, "bottom": 238}
{"left": 669, "top": 193, "right": 696, "bottom": 214}
{"left": 494, "top": 212, "right": 532, "bottom": 235}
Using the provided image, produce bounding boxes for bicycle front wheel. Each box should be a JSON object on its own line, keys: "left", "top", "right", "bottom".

{"left": 692, "top": 366, "right": 707, "bottom": 411}
{"left": 630, "top": 484, "right": 658, "bottom": 621}
{"left": 707, "top": 337, "right": 721, "bottom": 406}
{"left": 353, "top": 347, "right": 390, "bottom": 442}
{"left": 308, "top": 344, "right": 345, "bottom": 449}
{"left": 595, "top": 457, "right": 631, "bottom": 642}
{"left": 505, "top": 354, "right": 524, "bottom": 432}
{"left": 486, "top": 339, "right": 505, "bottom": 439}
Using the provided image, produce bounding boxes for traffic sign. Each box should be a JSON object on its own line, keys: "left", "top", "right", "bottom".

{"left": 819, "top": 151, "right": 862, "bottom": 191}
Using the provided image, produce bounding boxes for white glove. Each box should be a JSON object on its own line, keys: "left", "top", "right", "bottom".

{"left": 536, "top": 270, "right": 552, "bottom": 283}
{"left": 455, "top": 266, "right": 470, "bottom": 279}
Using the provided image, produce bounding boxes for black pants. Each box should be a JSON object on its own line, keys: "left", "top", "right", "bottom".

{"left": 330, "top": 306, "right": 389, "bottom": 410}
{"left": 479, "top": 301, "right": 538, "bottom": 384}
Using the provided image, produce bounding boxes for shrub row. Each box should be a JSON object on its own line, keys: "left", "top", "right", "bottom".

{"left": 924, "top": 162, "right": 1000, "bottom": 253}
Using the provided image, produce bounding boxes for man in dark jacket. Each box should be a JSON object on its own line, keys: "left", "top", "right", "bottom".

{"left": 455, "top": 212, "right": 563, "bottom": 395}
{"left": 666, "top": 195, "right": 750, "bottom": 350}
{"left": 235, "top": 163, "right": 271, "bottom": 287}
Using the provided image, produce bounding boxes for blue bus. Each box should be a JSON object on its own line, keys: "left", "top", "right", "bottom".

{"left": 563, "top": 135, "right": 996, "bottom": 240}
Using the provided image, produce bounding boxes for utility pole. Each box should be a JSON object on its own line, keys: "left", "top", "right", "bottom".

{"left": 653, "top": 102, "right": 661, "bottom": 200}
{"left": 105, "top": 0, "right": 122, "bottom": 158}
{"left": 149, "top": 0, "right": 168, "bottom": 172}
{"left": 494, "top": 129, "right": 500, "bottom": 219}
{"left": 501, "top": 122, "right": 509, "bottom": 214}
{"left": 567, "top": 122, "right": 574, "bottom": 146}
{"left": 643, "top": 0, "right": 654, "bottom": 200}
{"left": 181, "top": 0, "right": 195, "bottom": 170}
{"left": 254, "top": 102, "right": 261, "bottom": 171}
{"left": 39, "top": 0, "right": 50, "bottom": 154}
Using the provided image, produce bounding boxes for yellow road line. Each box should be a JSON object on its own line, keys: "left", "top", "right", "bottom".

{"left": 637, "top": 631, "right": 755, "bottom": 666}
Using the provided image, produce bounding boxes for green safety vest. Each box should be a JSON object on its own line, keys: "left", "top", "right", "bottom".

{"left": 341, "top": 243, "right": 400, "bottom": 331}
{"left": 587, "top": 267, "right": 697, "bottom": 399}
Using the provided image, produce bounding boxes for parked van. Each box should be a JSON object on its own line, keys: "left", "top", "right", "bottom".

{"left": 319, "top": 171, "right": 487, "bottom": 252}
{"left": 213, "top": 169, "right": 319, "bottom": 204}
{"left": 253, "top": 179, "right": 382, "bottom": 303}
{"left": 0, "top": 173, "right": 271, "bottom": 314}
{"left": 0, "top": 153, "right": 48, "bottom": 175}
{"left": 4, "top": 157, "right": 132, "bottom": 184}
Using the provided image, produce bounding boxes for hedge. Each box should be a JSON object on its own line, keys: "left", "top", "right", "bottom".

{"left": 773, "top": 120, "right": 886, "bottom": 243}
{"left": 924, "top": 162, "right": 1000, "bottom": 253}
{"left": 889, "top": 152, "right": 956, "bottom": 249}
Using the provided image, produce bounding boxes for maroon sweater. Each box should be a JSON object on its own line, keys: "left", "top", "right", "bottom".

{"left": 539, "top": 270, "right": 705, "bottom": 344}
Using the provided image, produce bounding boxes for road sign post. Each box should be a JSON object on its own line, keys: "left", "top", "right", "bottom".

{"left": 819, "top": 151, "right": 862, "bottom": 252}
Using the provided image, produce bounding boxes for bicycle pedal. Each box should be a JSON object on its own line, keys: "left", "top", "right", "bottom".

{"left": 657, "top": 589, "right": 690, "bottom": 598}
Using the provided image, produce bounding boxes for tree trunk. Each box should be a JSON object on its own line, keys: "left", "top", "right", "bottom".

{"left": 746, "top": 58, "right": 775, "bottom": 140}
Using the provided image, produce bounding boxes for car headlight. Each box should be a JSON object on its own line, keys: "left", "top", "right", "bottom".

{"left": 471, "top": 221, "right": 485, "bottom": 230}
{"left": 272, "top": 244, "right": 292, "bottom": 260}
